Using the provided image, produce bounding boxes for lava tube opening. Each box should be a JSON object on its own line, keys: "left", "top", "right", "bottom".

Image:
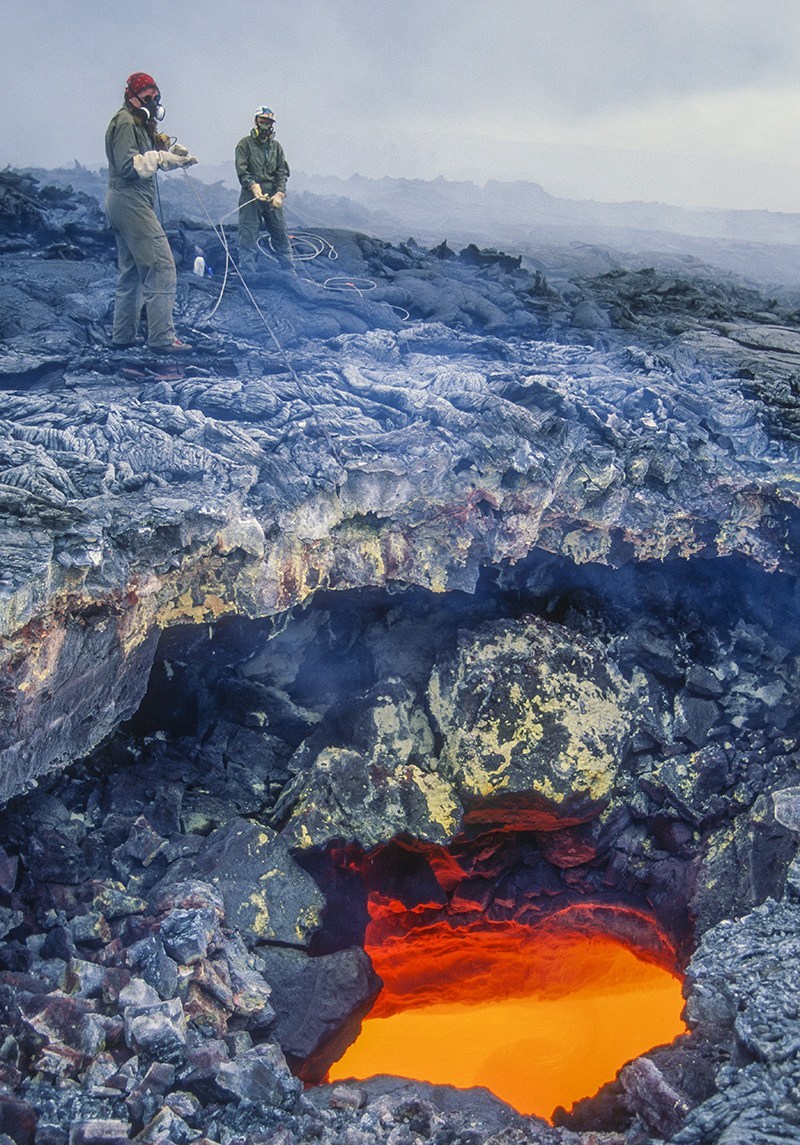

{"left": 328, "top": 913, "right": 686, "bottom": 1121}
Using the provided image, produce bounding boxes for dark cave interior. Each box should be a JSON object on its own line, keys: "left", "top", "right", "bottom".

{"left": 1, "top": 548, "right": 798, "bottom": 1130}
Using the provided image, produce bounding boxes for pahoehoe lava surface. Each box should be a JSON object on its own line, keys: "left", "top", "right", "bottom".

{"left": 1, "top": 168, "right": 800, "bottom": 1143}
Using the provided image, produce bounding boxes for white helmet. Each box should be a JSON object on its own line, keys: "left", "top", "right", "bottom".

{"left": 254, "top": 105, "right": 276, "bottom": 122}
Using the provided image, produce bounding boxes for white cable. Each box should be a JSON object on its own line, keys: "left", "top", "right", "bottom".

{"left": 180, "top": 172, "right": 343, "bottom": 459}
{"left": 180, "top": 174, "right": 407, "bottom": 328}
{"left": 180, "top": 172, "right": 298, "bottom": 372}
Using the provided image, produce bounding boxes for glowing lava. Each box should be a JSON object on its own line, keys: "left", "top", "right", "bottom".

{"left": 328, "top": 921, "right": 686, "bottom": 1120}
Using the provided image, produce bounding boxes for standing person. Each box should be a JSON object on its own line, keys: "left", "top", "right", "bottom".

{"left": 105, "top": 72, "right": 198, "bottom": 351}
{"left": 235, "top": 106, "right": 294, "bottom": 275}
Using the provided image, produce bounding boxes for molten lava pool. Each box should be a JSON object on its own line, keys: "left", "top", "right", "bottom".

{"left": 328, "top": 921, "right": 686, "bottom": 1120}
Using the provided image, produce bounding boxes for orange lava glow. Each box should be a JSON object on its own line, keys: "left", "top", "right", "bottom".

{"left": 328, "top": 922, "right": 686, "bottom": 1120}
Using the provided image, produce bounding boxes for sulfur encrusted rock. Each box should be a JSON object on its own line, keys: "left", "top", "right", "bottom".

{"left": 170, "top": 819, "right": 325, "bottom": 947}
{"left": 429, "top": 616, "right": 639, "bottom": 813}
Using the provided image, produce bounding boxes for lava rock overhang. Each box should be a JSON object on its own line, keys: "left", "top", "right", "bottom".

{"left": 2, "top": 170, "right": 800, "bottom": 796}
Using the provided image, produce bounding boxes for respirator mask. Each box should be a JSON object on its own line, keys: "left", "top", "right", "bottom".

{"left": 137, "top": 95, "right": 166, "bottom": 122}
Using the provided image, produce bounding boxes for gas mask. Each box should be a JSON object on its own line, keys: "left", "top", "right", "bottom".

{"left": 129, "top": 89, "right": 164, "bottom": 122}
{"left": 255, "top": 117, "right": 274, "bottom": 142}
{"left": 137, "top": 95, "right": 166, "bottom": 122}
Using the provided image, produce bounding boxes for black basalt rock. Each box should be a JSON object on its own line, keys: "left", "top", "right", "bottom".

{"left": 257, "top": 944, "right": 382, "bottom": 1082}
{"left": 214, "top": 1042, "right": 301, "bottom": 1109}
{"left": 3, "top": 167, "right": 800, "bottom": 1145}
{"left": 169, "top": 819, "right": 325, "bottom": 948}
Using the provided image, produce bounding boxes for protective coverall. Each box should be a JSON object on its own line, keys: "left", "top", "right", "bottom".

{"left": 105, "top": 107, "right": 178, "bottom": 348}
{"left": 235, "top": 129, "right": 292, "bottom": 272}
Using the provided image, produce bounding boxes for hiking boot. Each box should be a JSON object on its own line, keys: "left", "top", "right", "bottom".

{"left": 150, "top": 339, "right": 193, "bottom": 353}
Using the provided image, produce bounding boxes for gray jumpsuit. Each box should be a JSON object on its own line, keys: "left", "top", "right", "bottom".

{"left": 105, "top": 106, "right": 178, "bottom": 348}
{"left": 234, "top": 129, "right": 292, "bottom": 273}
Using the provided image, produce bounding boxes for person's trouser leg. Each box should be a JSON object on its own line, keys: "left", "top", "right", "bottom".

{"left": 139, "top": 227, "right": 178, "bottom": 347}
{"left": 107, "top": 192, "right": 177, "bottom": 347}
{"left": 263, "top": 205, "right": 294, "bottom": 272}
{"left": 111, "top": 235, "right": 144, "bottom": 345}
{"left": 237, "top": 197, "right": 262, "bottom": 274}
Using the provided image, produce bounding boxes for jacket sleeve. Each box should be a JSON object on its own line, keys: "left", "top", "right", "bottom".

{"left": 235, "top": 138, "right": 258, "bottom": 190}
{"left": 273, "top": 143, "right": 289, "bottom": 193}
{"left": 107, "top": 115, "right": 148, "bottom": 183}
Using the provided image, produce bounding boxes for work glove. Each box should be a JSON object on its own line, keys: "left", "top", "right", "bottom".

{"left": 158, "top": 150, "right": 198, "bottom": 170}
{"left": 270, "top": 190, "right": 286, "bottom": 209}
{"left": 251, "top": 182, "right": 269, "bottom": 201}
{"left": 169, "top": 143, "right": 199, "bottom": 167}
{"left": 133, "top": 150, "right": 160, "bottom": 178}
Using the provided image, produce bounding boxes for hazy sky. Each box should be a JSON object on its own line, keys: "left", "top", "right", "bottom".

{"left": 4, "top": 0, "right": 800, "bottom": 211}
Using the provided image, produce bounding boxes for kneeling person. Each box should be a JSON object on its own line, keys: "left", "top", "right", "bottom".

{"left": 235, "top": 106, "right": 293, "bottom": 274}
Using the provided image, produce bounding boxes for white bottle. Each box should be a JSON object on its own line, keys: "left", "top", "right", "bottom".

{"left": 193, "top": 255, "right": 206, "bottom": 277}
